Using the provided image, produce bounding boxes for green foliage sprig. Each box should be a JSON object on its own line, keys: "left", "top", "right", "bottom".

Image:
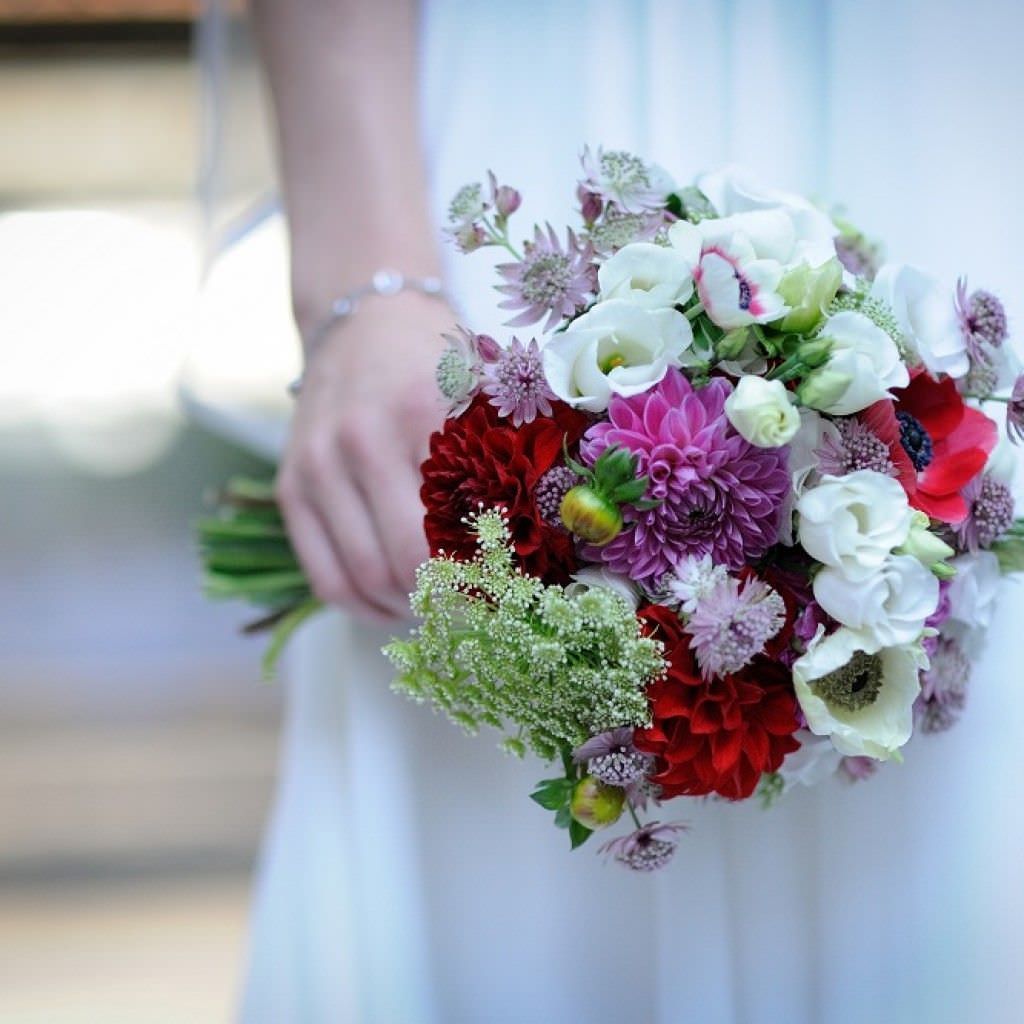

{"left": 384, "top": 508, "right": 663, "bottom": 761}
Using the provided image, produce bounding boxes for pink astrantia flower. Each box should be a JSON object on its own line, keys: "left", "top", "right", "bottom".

{"left": 953, "top": 474, "right": 1014, "bottom": 553}
{"left": 579, "top": 146, "right": 669, "bottom": 215}
{"left": 495, "top": 224, "right": 595, "bottom": 331}
{"left": 693, "top": 235, "right": 788, "bottom": 330}
{"left": 480, "top": 336, "right": 557, "bottom": 426}
{"left": 685, "top": 575, "right": 786, "bottom": 680}
{"left": 580, "top": 369, "right": 790, "bottom": 583}
{"left": 598, "top": 821, "right": 689, "bottom": 872}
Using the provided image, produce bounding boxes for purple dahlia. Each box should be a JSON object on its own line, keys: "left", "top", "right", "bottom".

{"left": 580, "top": 369, "right": 790, "bottom": 583}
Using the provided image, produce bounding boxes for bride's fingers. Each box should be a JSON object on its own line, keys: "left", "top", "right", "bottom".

{"left": 311, "top": 450, "right": 409, "bottom": 620}
{"left": 275, "top": 481, "right": 352, "bottom": 607}
{"left": 361, "top": 454, "right": 430, "bottom": 607}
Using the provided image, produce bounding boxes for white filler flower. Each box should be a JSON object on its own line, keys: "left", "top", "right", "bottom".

{"left": 541, "top": 298, "right": 693, "bottom": 412}
{"left": 793, "top": 626, "right": 925, "bottom": 760}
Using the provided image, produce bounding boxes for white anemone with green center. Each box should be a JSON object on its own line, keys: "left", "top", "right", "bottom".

{"left": 793, "top": 625, "right": 927, "bottom": 761}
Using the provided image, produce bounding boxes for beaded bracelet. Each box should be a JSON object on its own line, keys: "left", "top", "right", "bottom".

{"left": 288, "top": 269, "right": 448, "bottom": 396}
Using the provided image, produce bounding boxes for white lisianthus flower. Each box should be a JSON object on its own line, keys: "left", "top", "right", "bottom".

{"left": 799, "top": 310, "right": 909, "bottom": 415}
{"left": 798, "top": 470, "right": 914, "bottom": 581}
{"left": 566, "top": 566, "right": 640, "bottom": 610}
{"left": 943, "top": 550, "right": 1002, "bottom": 656}
{"left": 813, "top": 554, "right": 940, "bottom": 647}
{"left": 792, "top": 626, "right": 925, "bottom": 760}
{"left": 541, "top": 298, "right": 693, "bottom": 412}
{"left": 696, "top": 165, "right": 839, "bottom": 268}
{"left": 871, "top": 263, "right": 967, "bottom": 379}
{"left": 724, "top": 375, "right": 800, "bottom": 448}
{"left": 597, "top": 241, "right": 697, "bottom": 310}
{"left": 778, "top": 730, "right": 843, "bottom": 790}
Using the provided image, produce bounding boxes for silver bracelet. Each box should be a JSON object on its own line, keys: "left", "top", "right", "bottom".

{"left": 288, "top": 269, "right": 448, "bottom": 396}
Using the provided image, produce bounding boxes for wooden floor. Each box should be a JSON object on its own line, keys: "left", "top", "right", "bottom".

{"left": 0, "top": 876, "right": 251, "bottom": 1023}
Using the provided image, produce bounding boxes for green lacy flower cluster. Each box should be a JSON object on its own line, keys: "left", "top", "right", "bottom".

{"left": 384, "top": 509, "right": 663, "bottom": 761}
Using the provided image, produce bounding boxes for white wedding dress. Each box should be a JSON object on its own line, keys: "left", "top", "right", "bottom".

{"left": 197, "top": 2, "right": 1024, "bottom": 1021}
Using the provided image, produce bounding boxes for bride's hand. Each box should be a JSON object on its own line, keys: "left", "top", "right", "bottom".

{"left": 276, "top": 293, "right": 454, "bottom": 621}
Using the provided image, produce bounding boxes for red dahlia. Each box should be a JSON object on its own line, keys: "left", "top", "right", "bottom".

{"left": 634, "top": 604, "right": 801, "bottom": 800}
{"left": 420, "top": 395, "right": 589, "bottom": 583}
{"left": 892, "top": 370, "right": 997, "bottom": 524}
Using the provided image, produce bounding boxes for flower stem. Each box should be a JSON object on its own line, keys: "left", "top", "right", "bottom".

{"left": 983, "top": 394, "right": 1011, "bottom": 404}
{"left": 626, "top": 800, "right": 643, "bottom": 830}
{"left": 685, "top": 301, "right": 705, "bottom": 321}
{"left": 482, "top": 216, "right": 522, "bottom": 260}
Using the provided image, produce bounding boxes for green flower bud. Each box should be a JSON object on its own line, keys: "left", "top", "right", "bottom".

{"left": 795, "top": 335, "right": 834, "bottom": 369}
{"left": 560, "top": 485, "right": 624, "bottom": 546}
{"left": 570, "top": 776, "right": 625, "bottom": 829}
{"left": 777, "top": 259, "right": 843, "bottom": 334}
{"left": 716, "top": 328, "right": 752, "bottom": 361}
{"left": 797, "top": 367, "right": 853, "bottom": 411}
{"left": 896, "top": 511, "right": 956, "bottom": 568}
{"left": 932, "top": 562, "right": 958, "bottom": 581}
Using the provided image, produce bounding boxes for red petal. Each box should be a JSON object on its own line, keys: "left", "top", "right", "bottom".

{"left": 918, "top": 447, "right": 988, "bottom": 496}
{"left": 894, "top": 373, "right": 963, "bottom": 440}
{"left": 911, "top": 488, "right": 968, "bottom": 524}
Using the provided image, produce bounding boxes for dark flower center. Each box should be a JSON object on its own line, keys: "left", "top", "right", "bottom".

{"left": 896, "top": 411, "right": 934, "bottom": 471}
{"left": 736, "top": 277, "right": 752, "bottom": 311}
{"left": 811, "top": 650, "right": 884, "bottom": 712}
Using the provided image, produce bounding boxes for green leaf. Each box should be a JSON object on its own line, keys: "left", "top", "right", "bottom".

{"left": 664, "top": 192, "right": 684, "bottom": 218}
{"left": 610, "top": 478, "right": 649, "bottom": 504}
{"left": 992, "top": 536, "right": 1024, "bottom": 574}
{"left": 568, "top": 818, "right": 593, "bottom": 849}
{"left": 530, "top": 778, "right": 574, "bottom": 811}
{"left": 196, "top": 516, "right": 288, "bottom": 541}
{"left": 632, "top": 498, "right": 662, "bottom": 511}
{"left": 260, "top": 597, "right": 323, "bottom": 679}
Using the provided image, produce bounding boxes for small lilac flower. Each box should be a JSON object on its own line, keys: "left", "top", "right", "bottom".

{"left": 956, "top": 278, "right": 1008, "bottom": 357}
{"left": 834, "top": 233, "right": 882, "bottom": 280}
{"left": 915, "top": 636, "right": 970, "bottom": 734}
{"left": 495, "top": 224, "right": 595, "bottom": 331}
{"left": 480, "top": 336, "right": 556, "bottom": 426}
{"left": 449, "top": 221, "right": 487, "bottom": 253}
{"left": 577, "top": 183, "right": 603, "bottom": 224}
{"left": 653, "top": 554, "right": 729, "bottom": 614}
{"left": 436, "top": 326, "right": 487, "bottom": 417}
{"left": 587, "top": 209, "right": 667, "bottom": 256}
{"left": 953, "top": 474, "right": 1014, "bottom": 552}
{"left": 959, "top": 355, "right": 1000, "bottom": 399}
{"left": 447, "top": 182, "right": 487, "bottom": 225}
{"left": 1007, "top": 373, "right": 1024, "bottom": 444}
{"left": 815, "top": 417, "right": 896, "bottom": 477}
{"left": 839, "top": 757, "right": 878, "bottom": 782}
{"left": 573, "top": 727, "right": 652, "bottom": 787}
{"left": 488, "top": 170, "right": 521, "bottom": 218}
{"left": 598, "top": 821, "right": 689, "bottom": 872}
{"left": 533, "top": 465, "right": 579, "bottom": 527}
{"left": 580, "top": 146, "right": 669, "bottom": 215}
{"left": 685, "top": 576, "right": 786, "bottom": 680}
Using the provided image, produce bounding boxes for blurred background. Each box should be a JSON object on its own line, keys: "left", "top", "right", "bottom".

{"left": 0, "top": 2, "right": 292, "bottom": 1019}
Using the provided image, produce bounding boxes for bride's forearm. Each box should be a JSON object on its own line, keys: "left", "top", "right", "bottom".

{"left": 251, "top": 0, "right": 441, "bottom": 342}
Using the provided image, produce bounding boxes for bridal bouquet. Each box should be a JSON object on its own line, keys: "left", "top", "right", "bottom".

{"left": 199, "top": 149, "right": 1024, "bottom": 871}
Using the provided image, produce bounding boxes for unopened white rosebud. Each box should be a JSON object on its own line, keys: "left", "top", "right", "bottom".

{"left": 724, "top": 376, "right": 800, "bottom": 448}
